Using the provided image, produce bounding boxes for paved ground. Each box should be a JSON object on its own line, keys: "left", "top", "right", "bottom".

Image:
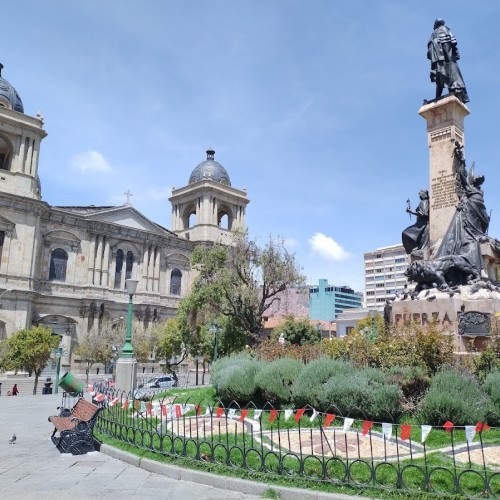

{"left": 0, "top": 394, "right": 360, "bottom": 500}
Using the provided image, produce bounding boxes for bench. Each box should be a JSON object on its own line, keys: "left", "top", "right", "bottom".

{"left": 48, "top": 398, "right": 101, "bottom": 455}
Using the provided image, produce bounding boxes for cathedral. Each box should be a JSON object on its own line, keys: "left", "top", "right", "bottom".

{"left": 0, "top": 65, "right": 249, "bottom": 372}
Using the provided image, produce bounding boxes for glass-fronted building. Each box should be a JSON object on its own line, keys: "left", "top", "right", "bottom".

{"left": 309, "top": 279, "right": 363, "bottom": 321}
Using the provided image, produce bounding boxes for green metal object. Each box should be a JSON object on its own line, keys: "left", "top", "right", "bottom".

{"left": 58, "top": 371, "right": 84, "bottom": 394}
{"left": 120, "top": 292, "right": 135, "bottom": 358}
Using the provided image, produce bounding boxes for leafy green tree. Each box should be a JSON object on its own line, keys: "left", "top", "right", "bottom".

{"left": 155, "top": 318, "right": 185, "bottom": 373}
{"left": 272, "top": 315, "right": 321, "bottom": 345}
{"left": 1, "top": 326, "right": 60, "bottom": 394}
{"left": 184, "top": 233, "right": 304, "bottom": 346}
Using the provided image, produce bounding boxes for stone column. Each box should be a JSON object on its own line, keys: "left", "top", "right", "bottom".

{"left": 419, "top": 95, "right": 470, "bottom": 253}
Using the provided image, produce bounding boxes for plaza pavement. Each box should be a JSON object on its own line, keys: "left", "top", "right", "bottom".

{"left": 0, "top": 393, "right": 362, "bottom": 500}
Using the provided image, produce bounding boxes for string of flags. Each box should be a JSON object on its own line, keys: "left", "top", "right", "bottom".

{"left": 90, "top": 389, "right": 493, "bottom": 445}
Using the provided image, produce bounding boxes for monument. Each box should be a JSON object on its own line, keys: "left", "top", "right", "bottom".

{"left": 391, "top": 19, "right": 500, "bottom": 352}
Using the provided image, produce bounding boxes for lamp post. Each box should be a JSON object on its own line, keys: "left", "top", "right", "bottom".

{"left": 209, "top": 322, "right": 220, "bottom": 362}
{"left": 114, "top": 279, "right": 139, "bottom": 393}
{"left": 121, "top": 279, "right": 139, "bottom": 358}
{"left": 369, "top": 310, "right": 377, "bottom": 342}
{"left": 53, "top": 347, "right": 63, "bottom": 394}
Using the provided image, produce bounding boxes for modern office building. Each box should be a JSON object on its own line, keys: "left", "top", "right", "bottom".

{"left": 309, "top": 279, "right": 363, "bottom": 321}
{"left": 364, "top": 244, "right": 409, "bottom": 308}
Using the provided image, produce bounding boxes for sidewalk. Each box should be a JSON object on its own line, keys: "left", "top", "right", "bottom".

{"left": 0, "top": 394, "right": 361, "bottom": 500}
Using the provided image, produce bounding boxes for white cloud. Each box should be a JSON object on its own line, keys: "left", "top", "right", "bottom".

{"left": 71, "top": 150, "right": 112, "bottom": 173}
{"left": 308, "top": 232, "right": 350, "bottom": 261}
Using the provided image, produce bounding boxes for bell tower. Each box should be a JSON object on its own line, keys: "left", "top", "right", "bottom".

{"left": 0, "top": 64, "right": 47, "bottom": 200}
{"left": 169, "top": 149, "right": 250, "bottom": 244}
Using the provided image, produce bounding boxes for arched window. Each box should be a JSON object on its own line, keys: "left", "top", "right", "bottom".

{"left": 114, "top": 249, "right": 123, "bottom": 289}
{"left": 125, "top": 251, "right": 134, "bottom": 280}
{"left": 49, "top": 248, "right": 68, "bottom": 281}
{"left": 170, "top": 268, "right": 182, "bottom": 296}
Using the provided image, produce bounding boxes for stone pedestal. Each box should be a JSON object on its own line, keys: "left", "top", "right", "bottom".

{"left": 391, "top": 290, "right": 500, "bottom": 353}
{"left": 115, "top": 357, "right": 137, "bottom": 395}
{"left": 419, "top": 96, "right": 470, "bottom": 253}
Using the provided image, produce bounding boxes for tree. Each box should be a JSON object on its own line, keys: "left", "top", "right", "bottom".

{"left": 74, "top": 320, "right": 120, "bottom": 384}
{"left": 1, "top": 326, "right": 60, "bottom": 394}
{"left": 272, "top": 315, "right": 321, "bottom": 345}
{"left": 184, "top": 233, "right": 305, "bottom": 346}
{"left": 155, "top": 318, "right": 185, "bottom": 374}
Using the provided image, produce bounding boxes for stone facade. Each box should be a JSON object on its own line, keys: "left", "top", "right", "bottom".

{"left": 0, "top": 71, "right": 247, "bottom": 373}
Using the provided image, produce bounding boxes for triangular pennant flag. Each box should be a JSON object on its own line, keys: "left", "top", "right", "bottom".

{"left": 195, "top": 405, "right": 201, "bottom": 416}
{"left": 382, "top": 422, "right": 393, "bottom": 440}
{"left": 205, "top": 405, "right": 212, "bottom": 416}
{"left": 324, "top": 414, "right": 335, "bottom": 427}
{"left": 254, "top": 409, "right": 262, "bottom": 420}
{"left": 421, "top": 425, "right": 432, "bottom": 443}
{"left": 269, "top": 409, "right": 277, "bottom": 424}
{"left": 465, "top": 425, "right": 476, "bottom": 444}
{"left": 87, "top": 384, "right": 93, "bottom": 392}
{"left": 122, "top": 399, "right": 129, "bottom": 410}
{"left": 175, "top": 405, "right": 182, "bottom": 418}
{"left": 94, "top": 393, "right": 104, "bottom": 402}
{"left": 181, "top": 405, "right": 190, "bottom": 415}
{"left": 284, "top": 409, "right": 293, "bottom": 421}
{"left": 310, "top": 410, "right": 318, "bottom": 422}
{"left": 228, "top": 408, "right": 236, "bottom": 419}
{"left": 161, "top": 404, "right": 167, "bottom": 417}
{"left": 443, "top": 421, "right": 454, "bottom": 433}
{"left": 294, "top": 408, "right": 305, "bottom": 423}
{"left": 400, "top": 424, "right": 412, "bottom": 441}
{"left": 109, "top": 397, "right": 119, "bottom": 407}
{"left": 140, "top": 401, "right": 147, "bottom": 413}
{"left": 343, "top": 418, "right": 354, "bottom": 433}
{"left": 146, "top": 402, "right": 152, "bottom": 415}
{"left": 362, "top": 420, "right": 373, "bottom": 436}
{"left": 135, "top": 400, "right": 141, "bottom": 411}
{"left": 216, "top": 406, "right": 224, "bottom": 418}
{"left": 476, "top": 421, "right": 490, "bottom": 432}
{"left": 239, "top": 409, "right": 249, "bottom": 422}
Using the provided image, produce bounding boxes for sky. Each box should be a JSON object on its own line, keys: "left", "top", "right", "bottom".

{"left": 3, "top": 1, "right": 500, "bottom": 292}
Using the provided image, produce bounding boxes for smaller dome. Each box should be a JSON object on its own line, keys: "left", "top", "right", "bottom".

{"left": 189, "top": 149, "right": 231, "bottom": 186}
{"left": 0, "top": 64, "right": 24, "bottom": 113}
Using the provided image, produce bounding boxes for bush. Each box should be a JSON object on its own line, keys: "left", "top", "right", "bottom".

{"left": 386, "top": 365, "right": 430, "bottom": 404}
{"left": 484, "top": 370, "right": 500, "bottom": 423}
{"left": 317, "top": 367, "right": 403, "bottom": 420}
{"left": 254, "top": 358, "right": 304, "bottom": 405}
{"left": 291, "top": 358, "right": 355, "bottom": 408}
{"left": 419, "top": 369, "right": 492, "bottom": 426}
{"left": 257, "top": 339, "right": 323, "bottom": 363}
{"left": 211, "top": 353, "right": 261, "bottom": 403}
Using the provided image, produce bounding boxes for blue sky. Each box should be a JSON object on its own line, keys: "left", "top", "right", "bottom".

{"left": 3, "top": 1, "right": 500, "bottom": 291}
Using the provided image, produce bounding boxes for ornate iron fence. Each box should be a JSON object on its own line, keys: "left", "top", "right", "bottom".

{"left": 92, "top": 387, "right": 500, "bottom": 498}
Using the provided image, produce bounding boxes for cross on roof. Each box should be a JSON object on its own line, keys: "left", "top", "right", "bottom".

{"left": 124, "top": 190, "right": 133, "bottom": 204}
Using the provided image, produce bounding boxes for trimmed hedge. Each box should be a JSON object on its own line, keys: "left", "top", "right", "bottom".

{"left": 254, "top": 357, "right": 304, "bottom": 405}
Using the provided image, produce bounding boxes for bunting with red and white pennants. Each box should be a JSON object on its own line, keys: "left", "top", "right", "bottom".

{"left": 400, "top": 424, "right": 412, "bottom": 441}
{"left": 343, "top": 418, "right": 354, "bottom": 433}
{"left": 421, "top": 425, "right": 432, "bottom": 443}
{"left": 140, "top": 401, "right": 147, "bottom": 413}
{"left": 94, "top": 393, "right": 105, "bottom": 402}
{"left": 239, "top": 409, "right": 249, "bottom": 422}
{"left": 109, "top": 397, "right": 120, "bottom": 407}
{"left": 228, "top": 408, "right": 236, "bottom": 419}
{"left": 324, "top": 414, "right": 335, "bottom": 427}
{"left": 284, "top": 409, "right": 293, "bottom": 422}
{"left": 216, "top": 406, "right": 224, "bottom": 418}
{"left": 310, "top": 410, "right": 318, "bottom": 423}
{"left": 254, "top": 409, "right": 262, "bottom": 420}
{"left": 476, "top": 421, "right": 490, "bottom": 432}
{"left": 294, "top": 408, "right": 305, "bottom": 423}
{"left": 465, "top": 425, "right": 476, "bottom": 444}
{"left": 269, "top": 409, "right": 278, "bottom": 423}
{"left": 362, "top": 420, "right": 373, "bottom": 436}
{"left": 122, "top": 399, "right": 129, "bottom": 410}
{"left": 382, "top": 422, "right": 393, "bottom": 440}
{"left": 205, "top": 405, "right": 212, "bottom": 417}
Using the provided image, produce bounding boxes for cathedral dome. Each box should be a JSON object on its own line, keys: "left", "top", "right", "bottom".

{"left": 0, "top": 64, "right": 24, "bottom": 113}
{"left": 189, "top": 149, "right": 231, "bottom": 186}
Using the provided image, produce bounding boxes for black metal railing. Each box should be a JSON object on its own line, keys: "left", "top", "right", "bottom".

{"left": 92, "top": 387, "right": 500, "bottom": 498}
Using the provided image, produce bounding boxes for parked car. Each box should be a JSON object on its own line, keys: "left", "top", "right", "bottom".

{"left": 133, "top": 375, "right": 177, "bottom": 399}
